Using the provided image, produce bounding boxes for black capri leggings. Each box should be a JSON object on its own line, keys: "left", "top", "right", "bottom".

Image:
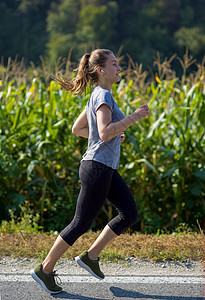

{"left": 60, "top": 160, "right": 138, "bottom": 246}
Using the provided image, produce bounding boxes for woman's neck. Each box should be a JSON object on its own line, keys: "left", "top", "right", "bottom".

{"left": 97, "top": 79, "right": 112, "bottom": 91}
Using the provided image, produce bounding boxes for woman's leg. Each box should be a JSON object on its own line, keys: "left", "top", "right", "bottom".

{"left": 42, "top": 235, "right": 70, "bottom": 274}
{"left": 107, "top": 170, "right": 138, "bottom": 235}
{"left": 60, "top": 161, "right": 114, "bottom": 245}
{"left": 31, "top": 161, "right": 115, "bottom": 293}
{"left": 75, "top": 224, "right": 117, "bottom": 280}
{"left": 42, "top": 161, "right": 114, "bottom": 273}
{"left": 88, "top": 170, "right": 138, "bottom": 259}
{"left": 88, "top": 225, "right": 117, "bottom": 259}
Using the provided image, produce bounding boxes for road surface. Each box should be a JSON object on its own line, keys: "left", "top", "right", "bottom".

{"left": 0, "top": 257, "right": 204, "bottom": 299}
{"left": 0, "top": 273, "right": 204, "bottom": 299}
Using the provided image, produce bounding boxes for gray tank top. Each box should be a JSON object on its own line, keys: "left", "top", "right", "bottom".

{"left": 82, "top": 86, "right": 125, "bottom": 169}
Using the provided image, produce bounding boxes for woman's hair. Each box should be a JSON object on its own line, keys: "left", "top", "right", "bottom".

{"left": 54, "top": 49, "right": 113, "bottom": 94}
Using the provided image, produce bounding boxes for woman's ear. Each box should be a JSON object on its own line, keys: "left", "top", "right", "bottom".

{"left": 97, "top": 66, "right": 104, "bottom": 75}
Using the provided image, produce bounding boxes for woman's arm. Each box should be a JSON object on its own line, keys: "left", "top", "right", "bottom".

{"left": 96, "top": 104, "right": 149, "bottom": 142}
{"left": 72, "top": 109, "right": 89, "bottom": 138}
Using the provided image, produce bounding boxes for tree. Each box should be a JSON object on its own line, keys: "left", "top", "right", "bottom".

{"left": 75, "top": 2, "right": 119, "bottom": 52}
{"left": 117, "top": 0, "right": 174, "bottom": 66}
{"left": 175, "top": 27, "right": 205, "bottom": 56}
{"left": 0, "top": 0, "right": 53, "bottom": 65}
{"left": 0, "top": 1, "right": 22, "bottom": 60}
{"left": 46, "top": 0, "right": 80, "bottom": 63}
{"left": 46, "top": 0, "right": 119, "bottom": 64}
{"left": 1, "top": 0, "right": 205, "bottom": 71}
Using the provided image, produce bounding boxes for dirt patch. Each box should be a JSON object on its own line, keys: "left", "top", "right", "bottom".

{"left": 0, "top": 256, "right": 203, "bottom": 276}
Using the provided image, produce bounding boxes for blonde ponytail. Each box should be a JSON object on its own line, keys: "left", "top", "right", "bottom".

{"left": 53, "top": 49, "right": 113, "bottom": 95}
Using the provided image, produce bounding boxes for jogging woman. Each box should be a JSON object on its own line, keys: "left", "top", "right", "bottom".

{"left": 30, "top": 49, "right": 150, "bottom": 294}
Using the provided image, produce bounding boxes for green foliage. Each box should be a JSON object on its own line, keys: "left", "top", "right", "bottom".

{"left": 46, "top": 0, "right": 79, "bottom": 62}
{"left": 1, "top": 0, "right": 205, "bottom": 71}
{"left": 0, "top": 201, "right": 41, "bottom": 233}
{"left": 122, "top": 78, "right": 205, "bottom": 232}
{"left": 76, "top": 2, "right": 118, "bottom": 48}
{"left": 0, "top": 54, "right": 204, "bottom": 233}
{"left": 46, "top": 0, "right": 119, "bottom": 63}
{"left": 0, "top": 77, "right": 88, "bottom": 232}
{"left": 175, "top": 27, "right": 205, "bottom": 55}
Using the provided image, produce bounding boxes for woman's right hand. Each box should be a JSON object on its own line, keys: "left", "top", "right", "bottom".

{"left": 133, "top": 104, "right": 150, "bottom": 121}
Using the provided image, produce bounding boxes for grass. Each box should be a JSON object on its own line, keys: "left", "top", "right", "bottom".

{"left": 0, "top": 231, "right": 204, "bottom": 263}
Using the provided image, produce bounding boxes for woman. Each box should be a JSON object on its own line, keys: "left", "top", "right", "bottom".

{"left": 30, "top": 49, "right": 150, "bottom": 294}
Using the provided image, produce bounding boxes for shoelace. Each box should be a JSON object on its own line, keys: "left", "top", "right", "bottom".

{"left": 50, "top": 270, "right": 62, "bottom": 286}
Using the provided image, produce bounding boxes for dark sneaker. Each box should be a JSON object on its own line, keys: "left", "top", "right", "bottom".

{"left": 75, "top": 251, "right": 104, "bottom": 280}
{"left": 30, "top": 264, "right": 62, "bottom": 294}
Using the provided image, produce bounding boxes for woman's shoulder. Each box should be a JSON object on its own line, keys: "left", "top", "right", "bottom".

{"left": 90, "top": 86, "right": 114, "bottom": 112}
{"left": 92, "top": 86, "right": 112, "bottom": 98}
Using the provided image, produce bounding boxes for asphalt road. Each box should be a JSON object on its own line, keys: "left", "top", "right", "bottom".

{"left": 0, "top": 274, "right": 204, "bottom": 300}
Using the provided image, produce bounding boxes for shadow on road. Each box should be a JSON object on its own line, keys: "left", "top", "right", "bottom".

{"left": 51, "top": 291, "right": 107, "bottom": 300}
{"left": 110, "top": 287, "right": 204, "bottom": 300}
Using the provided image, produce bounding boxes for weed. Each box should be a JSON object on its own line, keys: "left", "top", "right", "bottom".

{"left": 0, "top": 201, "right": 42, "bottom": 234}
{"left": 0, "top": 231, "right": 204, "bottom": 262}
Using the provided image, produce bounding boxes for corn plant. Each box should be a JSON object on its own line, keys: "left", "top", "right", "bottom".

{"left": 0, "top": 53, "right": 204, "bottom": 233}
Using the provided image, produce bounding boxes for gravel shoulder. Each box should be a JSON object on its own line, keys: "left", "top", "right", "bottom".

{"left": 0, "top": 256, "right": 203, "bottom": 276}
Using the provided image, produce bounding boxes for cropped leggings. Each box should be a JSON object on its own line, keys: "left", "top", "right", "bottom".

{"left": 60, "top": 160, "right": 138, "bottom": 246}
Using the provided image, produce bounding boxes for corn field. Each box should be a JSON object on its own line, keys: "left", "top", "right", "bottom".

{"left": 0, "top": 52, "right": 205, "bottom": 233}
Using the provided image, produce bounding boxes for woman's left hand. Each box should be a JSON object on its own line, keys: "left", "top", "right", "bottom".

{"left": 120, "top": 132, "right": 125, "bottom": 144}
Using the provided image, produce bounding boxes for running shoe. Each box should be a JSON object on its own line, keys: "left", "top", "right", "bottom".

{"left": 30, "top": 264, "right": 62, "bottom": 294}
{"left": 75, "top": 251, "right": 104, "bottom": 280}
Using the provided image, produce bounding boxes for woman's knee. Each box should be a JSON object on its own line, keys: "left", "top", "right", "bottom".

{"left": 124, "top": 203, "right": 138, "bottom": 227}
{"left": 129, "top": 208, "right": 138, "bottom": 226}
{"left": 60, "top": 217, "right": 93, "bottom": 245}
{"left": 108, "top": 205, "right": 138, "bottom": 236}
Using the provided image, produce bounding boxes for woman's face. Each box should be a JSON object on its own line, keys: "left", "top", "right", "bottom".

{"left": 103, "top": 54, "right": 122, "bottom": 84}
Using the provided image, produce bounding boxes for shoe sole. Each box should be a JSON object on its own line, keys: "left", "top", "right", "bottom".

{"left": 30, "top": 269, "right": 62, "bottom": 294}
{"left": 75, "top": 256, "right": 103, "bottom": 280}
